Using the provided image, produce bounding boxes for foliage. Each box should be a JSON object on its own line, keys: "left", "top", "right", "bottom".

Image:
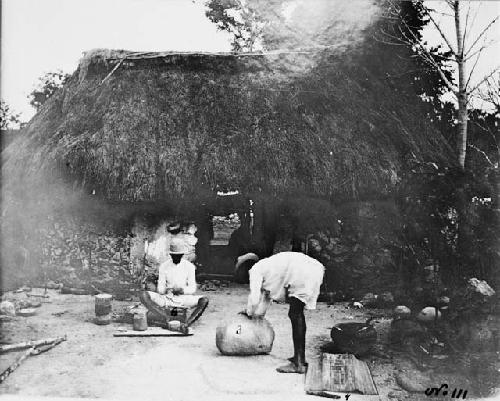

{"left": 28, "top": 70, "right": 70, "bottom": 111}
{"left": 384, "top": 0, "right": 499, "bottom": 168}
{"left": 0, "top": 100, "right": 22, "bottom": 130}
{"left": 390, "top": 2, "right": 453, "bottom": 109}
{"left": 397, "top": 145, "right": 499, "bottom": 294}
{"left": 467, "top": 110, "right": 499, "bottom": 172}
{"left": 205, "top": 0, "right": 265, "bottom": 51}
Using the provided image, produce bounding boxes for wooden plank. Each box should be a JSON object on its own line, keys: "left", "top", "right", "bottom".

{"left": 113, "top": 327, "right": 193, "bottom": 337}
{"left": 352, "top": 357, "right": 378, "bottom": 395}
{"left": 322, "top": 354, "right": 356, "bottom": 393}
{"left": 305, "top": 354, "right": 379, "bottom": 398}
{"left": 305, "top": 358, "right": 323, "bottom": 393}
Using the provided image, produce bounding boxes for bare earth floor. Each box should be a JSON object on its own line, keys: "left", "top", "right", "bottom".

{"left": 0, "top": 285, "right": 498, "bottom": 401}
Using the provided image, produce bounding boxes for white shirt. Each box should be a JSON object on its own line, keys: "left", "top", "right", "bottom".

{"left": 247, "top": 252, "right": 325, "bottom": 314}
{"left": 157, "top": 258, "right": 197, "bottom": 295}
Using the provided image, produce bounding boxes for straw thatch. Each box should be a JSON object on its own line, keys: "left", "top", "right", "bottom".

{"left": 3, "top": 38, "right": 454, "bottom": 204}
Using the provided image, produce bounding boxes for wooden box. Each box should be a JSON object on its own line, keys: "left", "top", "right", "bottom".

{"left": 164, "top": 306, "right": 188, "bottom": 323}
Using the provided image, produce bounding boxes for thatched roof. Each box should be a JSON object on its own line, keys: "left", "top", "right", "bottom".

{"left": 3, "top": 36, "right": 454, "bottom": 204}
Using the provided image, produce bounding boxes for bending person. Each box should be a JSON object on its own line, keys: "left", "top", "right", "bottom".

{"left": 140, "top": 238, "right": 209, "bottom": 334}
{"left": 242, "top": 252, "right": 325, "bottom": 374}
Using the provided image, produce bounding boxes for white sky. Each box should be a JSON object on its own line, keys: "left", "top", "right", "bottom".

{"left": 1, "top": 0, "right": 499, "bottom": 122}
{"left": 422, "top": 1, "right": 500, "bottom": 110}
{"left": 1, "top": 0, "right": 232, "bottom": 121}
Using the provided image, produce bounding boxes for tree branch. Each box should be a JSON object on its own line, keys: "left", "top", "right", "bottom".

{"left": 468, "top": 143, "right": 497, "bottom": 168}
{"left": 468, "top": 68, "right": 500, "bottom": 95}
{"left": 464, "top": 39, "right": 497, "bottom": 62}
{"left": 470, "top": 118, "right": 500, "bottom": 162}
{"left": 462, "top": 2, "right": 472, "bottom": 50}
{"left": 464, "top": 15, "right": 499, "bottom": 57}
{"left": 393, "top": 15, "right": 458, "bottom": 93}
{"left": 424, "top": 5, "right": 458, "bottom": 55}
{"left": 465, "top": 37, "right": 487, "bottom": 90}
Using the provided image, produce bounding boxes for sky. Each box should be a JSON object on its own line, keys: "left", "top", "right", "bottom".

{"left": 1, "top": 0, "right": 232, "bottom": 121}
{"left": 422, "top": 1, "right": 500, "bottom": 110}
{"left": 1, "top": 0, "right": 499, "bottom": 122}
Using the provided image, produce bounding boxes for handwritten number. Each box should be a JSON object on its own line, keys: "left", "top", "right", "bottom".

{"left": 425, "top": 388, "right": 438, "bottom": 396}
{"left": 425, "top": 385, "right": 467, "bottom": 399}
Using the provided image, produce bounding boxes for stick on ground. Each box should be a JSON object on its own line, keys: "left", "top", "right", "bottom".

{"left": 0, "top": 337, "right": 66, "bottom": 384}
{"left": 0, "top": 336, "right": 66, "bottom": 354}
{"left": 0, "top": 347, "right": 35, "bottom": 383}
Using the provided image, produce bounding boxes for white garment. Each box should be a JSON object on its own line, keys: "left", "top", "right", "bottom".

{"left": 246, "top": 252, "right": 325, "bottom": 316}
{"left": 149, "top": 258, "right": 200, "bottom": 308}
{"left": 147, "top": 291, "right": 201, "bottom": 308}
{"left": 157, "top": 258, "right": 197, "bottom": 295}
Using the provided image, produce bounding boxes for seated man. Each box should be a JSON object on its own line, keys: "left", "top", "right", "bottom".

{"left": 140, "top": 238, "right": 209, "bottom": 334}
{"left": 242, "top": 251, "right": 325, "bottom": 374}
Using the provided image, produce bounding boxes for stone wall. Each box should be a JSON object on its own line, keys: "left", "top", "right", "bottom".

{"left": 311, "top": 200, "right": 402, "bottom": 298}
{"left": 129, "top": 217, "right": 199, "bottom": 277}
{"left": 37, "top": 217, "right": 134, "bottom": 293}
{"left": 1, "top": 212, "right": 135, "bottom": 294}
{"left": 2, "top": 197, "right": 404, "bottom": 298}
{"left": 270, "top": 200, "right": 403, "bottom": 299}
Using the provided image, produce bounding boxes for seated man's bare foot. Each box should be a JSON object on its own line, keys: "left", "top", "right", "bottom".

{"left": 276, "top": 362, "right": 307, "bottom": 374}
{"left": 164, "top": 321, "right": 192, "bottom": 335}
{"left": 179, "top": 323, "right": 192, "bottom": 335}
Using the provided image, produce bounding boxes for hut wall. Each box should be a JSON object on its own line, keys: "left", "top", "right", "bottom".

{"left": 309, "top": 200, "right": 402, "bottom": 298}
{"left": 1, "top": 213, "right": 134, "bottom": 293}
{"left": 130, "top": 218, "right": 199, "bottom": 274}
{"left": 270, "top": 198, "right": 402, "bottom": 298}
{"left": 41, "top": 217, "right": 134, "bottom": 293}
{"left": 2, "top": 197, "right": 404, "bottom": 297}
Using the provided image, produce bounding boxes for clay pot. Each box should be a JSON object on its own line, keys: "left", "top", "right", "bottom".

{"left": 329, "top": 322, "right": 377, "bottom": 356}
{"left": 216, "top": 315, "right": 275, "bottom": 356}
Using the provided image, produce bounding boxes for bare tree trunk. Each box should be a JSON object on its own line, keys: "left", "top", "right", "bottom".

{"left": 492, "top": 168, "right": 500, "bottom": 288}
{"left": 454, "top": 1, "right": 468, "bottom": 169}
{"left": 453, "top": 1, "right": 472, "bottom": 277}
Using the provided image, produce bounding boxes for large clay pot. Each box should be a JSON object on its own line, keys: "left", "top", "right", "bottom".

{"left": 216, "top": 315, "right": 275, "bottom": 356}
{"left": 329, "top": 322, "right": 377, "bottom": 356}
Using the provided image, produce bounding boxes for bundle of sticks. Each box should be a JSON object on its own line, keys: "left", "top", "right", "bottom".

{"left": 0, "top": 336, "right": 66, "bottom": 384}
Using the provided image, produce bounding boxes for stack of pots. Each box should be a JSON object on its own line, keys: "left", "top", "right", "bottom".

{"left": 94, "top": 294, "right": 113, "bottom": 325}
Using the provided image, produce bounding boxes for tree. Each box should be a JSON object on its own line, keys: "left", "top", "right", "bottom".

{"left": 377, "top": 2, "right": 454, "bottom": 122}
{"left": 384, "top": 1, "right": 499, "bottom": 282}
{"left": 28, "top": 70, "right": 70, "bottom": 111}
{"left": 205, "top": 0, "right": 265, "bottom": 51}
{"left": 385, "top": 1, "right": 499, "bottom": 169}
{"left": 476, "top": 74, "right": 500, "bottom": 114}
{"left": 203, "top": 0, "right": 301, "bottom": 52}
{"left": 0, "top": 100, "right": 22, "bottom": 130}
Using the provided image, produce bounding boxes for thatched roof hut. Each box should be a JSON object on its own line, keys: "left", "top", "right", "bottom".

{"left": 3, "top": 45, "right": 453, "bottom": 206}
{"left": 1, "top": 4, "right": 457, "bottom": 293}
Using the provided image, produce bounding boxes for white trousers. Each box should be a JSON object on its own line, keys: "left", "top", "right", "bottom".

{"left": 146, "top": 291, "right": 201, "bottom": 308}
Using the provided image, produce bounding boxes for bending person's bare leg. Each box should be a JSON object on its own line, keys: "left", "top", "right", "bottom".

{"left": 277, "top": 297, "right": 307, "bottom": 374}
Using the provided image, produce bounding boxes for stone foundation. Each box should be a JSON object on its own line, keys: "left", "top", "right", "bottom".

{"left": 2, "top": 199, "right": 405, "bottom": 298}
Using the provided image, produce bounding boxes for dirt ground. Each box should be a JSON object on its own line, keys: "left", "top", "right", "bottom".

{"left": 0, "top": 285, "right": 498, "bottom": 401}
